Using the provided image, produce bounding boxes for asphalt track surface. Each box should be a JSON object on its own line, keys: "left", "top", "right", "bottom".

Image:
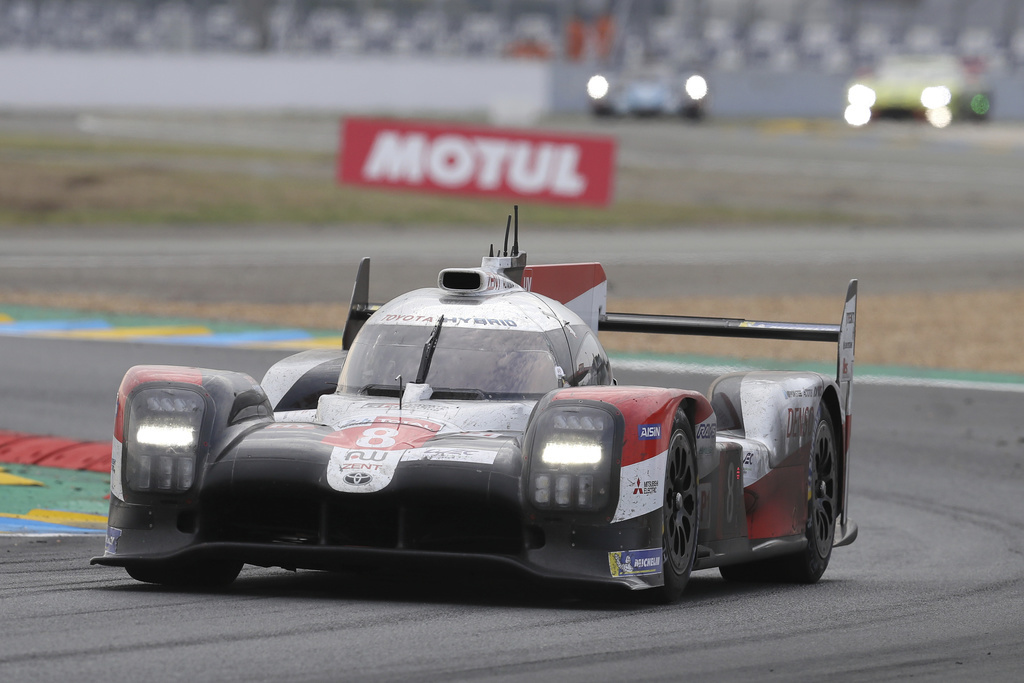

{"left": 3, "top": 117, "right": 1024, "bottom": 680}
{"left": 2, "top": 337, "right": 1024, "bottom": 682}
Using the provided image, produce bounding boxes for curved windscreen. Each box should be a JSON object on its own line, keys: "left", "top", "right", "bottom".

{"left": 338, "top": 323, "right": 560, "bottom": 400}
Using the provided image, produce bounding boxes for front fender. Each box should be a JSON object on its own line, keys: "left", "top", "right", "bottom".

{"left": 523, "top": 386, "right": 714, "bottom": 524}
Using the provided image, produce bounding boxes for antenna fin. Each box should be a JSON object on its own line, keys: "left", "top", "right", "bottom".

{"left": 503, "top": 215, "right": 511, "bottom": 256}
{"left": 512, "top": 205, "right": 519, "bottom": 256}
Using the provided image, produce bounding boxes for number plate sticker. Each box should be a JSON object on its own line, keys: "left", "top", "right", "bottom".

{"left": 324, "top": 418, "right": 444, "bottom": 493}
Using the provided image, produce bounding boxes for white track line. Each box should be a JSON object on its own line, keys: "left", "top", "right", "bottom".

{"left": 611, "top": 357, "right": 1024, "bottom": 394}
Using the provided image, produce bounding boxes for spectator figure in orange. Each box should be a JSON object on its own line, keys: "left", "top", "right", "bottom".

{"left": 594, "top": 13, "right": 615, "bottom": 60}
{"left": 566, "top": 14, "right": 586, "bottom": 61}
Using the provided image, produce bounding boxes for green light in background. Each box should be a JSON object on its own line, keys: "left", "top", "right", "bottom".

{"left": 971, "top": 94, "right": 991, "bottom": 116}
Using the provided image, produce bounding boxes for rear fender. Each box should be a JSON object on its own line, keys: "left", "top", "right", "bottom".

{"left": 709, "top": 371, "right": 833, "bottom": 469}
{"left": 709, "top": 371, "right": 840, "bottom": 540}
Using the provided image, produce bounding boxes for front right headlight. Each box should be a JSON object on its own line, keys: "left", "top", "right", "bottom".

{"left": 125, "top": 387, "right": 206, "bottom": 493}
{"left": 529, "top": 405, "right": 618, "bottom": 511}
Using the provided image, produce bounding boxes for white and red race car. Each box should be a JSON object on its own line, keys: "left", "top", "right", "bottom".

{"left": 93, "top": 210, "right": 858, "bottom": 602}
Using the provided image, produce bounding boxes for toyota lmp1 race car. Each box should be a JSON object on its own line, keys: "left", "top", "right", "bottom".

{"left": 93, "top": 210, "right": 858, "bottom": 602}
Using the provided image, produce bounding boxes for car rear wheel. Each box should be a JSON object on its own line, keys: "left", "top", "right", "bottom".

{"left": 126, "top": 560, "right": 243, "bottom": 588}
{"left": 782, "top": 408, "right": 838, "bottom": 582}
{"left": 646, "top": 414, "right": 699, "bottom": 603}
{"left": 720, "top": 408, "right": 838, "bottom": 583}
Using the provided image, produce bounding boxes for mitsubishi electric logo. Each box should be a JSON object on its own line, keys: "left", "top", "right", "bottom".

{"left": 343, "top": 472, "right": 373, "bottom": 486}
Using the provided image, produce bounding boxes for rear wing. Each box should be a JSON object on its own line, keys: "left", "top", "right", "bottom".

{"left": 599, "top": 280, "right": 858, "bottom": 386}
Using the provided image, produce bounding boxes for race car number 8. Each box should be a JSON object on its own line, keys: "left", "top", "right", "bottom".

{"left": 356, "top": 427, "right": 399, "bottom": 448}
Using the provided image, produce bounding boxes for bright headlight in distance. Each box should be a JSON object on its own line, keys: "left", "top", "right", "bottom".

{"left": 134, "top": 424, "right": 197, "bottom": 448}
{"left": 844, "top": 104, "right": 872, "bottom": 127}
{"left": 847, "top": 84, "right": 877, "bottom": 108}
{"left": 685, "top": 75, "right": 708, "bottom": 100}
{"left": 587, "top": 74, "right": 610, "bottom": 100}
{"left": 541, "top": 442, "right": 603, "bottom": 465}
{"left": 921, "top": 86, "right": 952, "bottom": 109}
{"left": 926, "top": 106, "right": 953, "bottom": 129}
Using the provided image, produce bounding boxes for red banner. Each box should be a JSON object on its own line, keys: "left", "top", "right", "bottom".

{"left": 338, "top": 117, "right": 616, "bottom": 207}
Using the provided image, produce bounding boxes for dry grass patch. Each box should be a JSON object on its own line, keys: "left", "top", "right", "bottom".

{"left": 0, "top": 134, "right": 862, "bottom": 227}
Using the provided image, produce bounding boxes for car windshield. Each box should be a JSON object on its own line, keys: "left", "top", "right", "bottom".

{"left": 338, "top": 323, "right": 560, "bottom": 400}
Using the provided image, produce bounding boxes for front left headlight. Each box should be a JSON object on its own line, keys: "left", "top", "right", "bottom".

{"left": 125, "top": 387, "right": 206, "bottom": 493}
{"left": 529, "top": 405, "right": 618, "bottom": 511}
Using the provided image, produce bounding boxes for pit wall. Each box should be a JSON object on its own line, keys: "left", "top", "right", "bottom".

{"left": 3, "top": 52, "right": 1024, "bottom": 120}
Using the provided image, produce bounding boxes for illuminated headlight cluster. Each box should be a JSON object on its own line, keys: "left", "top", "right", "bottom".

{"left": 844, "top": 84, "right": 876, "bottom": 127}
{"left": 125, "top": 387, "right": 205, "bottom": 493}
{"left": 530, "top": 407, "right": 615, "bottom": 511}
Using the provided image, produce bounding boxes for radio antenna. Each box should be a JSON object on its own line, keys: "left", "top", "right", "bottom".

{"left": 489, "top": 243, "right": 494, "bottom": 257}
{"left": 503, "top": 215, "right": 511, "bottom": 256}
{"left": 512, "top": 205, "right": 519, "bottom": 256}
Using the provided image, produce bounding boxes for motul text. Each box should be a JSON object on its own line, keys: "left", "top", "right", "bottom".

{"left": 339, "top": 117, "right": 616, "bottom": 206}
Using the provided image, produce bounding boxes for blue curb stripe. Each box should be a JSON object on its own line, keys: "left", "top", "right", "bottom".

{"left": 0, "top": 518, "right": 106, "bottom": 534}
{"left": 0, "top": 319, "right": 112, "bottom": 333}
{"left": 141, "top": 329, "right": 313, "bottom": 346}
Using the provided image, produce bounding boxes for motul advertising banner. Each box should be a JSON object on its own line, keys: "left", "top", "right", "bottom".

{"left": 338, "top": 117, "right": 616, "bottom": 207}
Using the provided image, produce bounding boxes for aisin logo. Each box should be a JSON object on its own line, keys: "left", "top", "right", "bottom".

{"left": 343, "top": 472, "right": 373, "bottom": 486}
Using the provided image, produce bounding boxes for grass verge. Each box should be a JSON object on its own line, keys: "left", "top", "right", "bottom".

{"left": 0, "top": 133, "right": 866, "bottom": 227}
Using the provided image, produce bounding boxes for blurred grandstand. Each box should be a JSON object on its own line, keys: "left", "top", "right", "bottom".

{"left": 2, "top": 0, "right": 1023, "bottom": 75}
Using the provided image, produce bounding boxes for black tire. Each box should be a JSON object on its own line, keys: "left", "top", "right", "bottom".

{"left": 719, "top": 408, "right": 838, "bottom": 583}
{"left": 646, "top": 414, "right": 700, "bottom": 603}
{"left": 783, "top": 407, "right": 838, "bottom": 582}
{"left": 126, "top": 560, "right": 243, "bottom": 588}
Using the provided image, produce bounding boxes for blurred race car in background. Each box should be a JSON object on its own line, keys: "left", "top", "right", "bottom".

{"left": 844, "top": 54, "right": 992, "bottom": 128}
{"left": 587, "top": 65, "right": 708, "bottom": 119}
{"left": 93, "top": 209, "right": 858, "bottom": 602}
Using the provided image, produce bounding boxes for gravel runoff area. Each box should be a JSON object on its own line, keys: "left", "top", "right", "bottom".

{"left": 0, "top": 222, "right": 1022, "bottom": 376}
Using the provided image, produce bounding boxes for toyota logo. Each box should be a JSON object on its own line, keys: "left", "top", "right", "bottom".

{"left": 343, "top": 472, "right": 373, "bottom": 486}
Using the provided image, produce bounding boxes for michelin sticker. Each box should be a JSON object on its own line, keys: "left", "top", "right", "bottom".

{"left": 609, "top": 548, "right": 662, "bottom": 577}
{"left": 104, "top": 527, "right": 122, "bottom": 556}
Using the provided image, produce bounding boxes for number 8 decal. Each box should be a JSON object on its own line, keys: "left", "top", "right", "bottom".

{"left": 356, "top": 427, "right": 399, "bottom": 449}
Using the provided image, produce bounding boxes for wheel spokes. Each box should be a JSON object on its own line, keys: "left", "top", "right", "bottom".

{"left": 811, "top": 424, "right": 837, "bottom": 554}
{"left": 663, "top": 433, "right": 698, "bottom": 572}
